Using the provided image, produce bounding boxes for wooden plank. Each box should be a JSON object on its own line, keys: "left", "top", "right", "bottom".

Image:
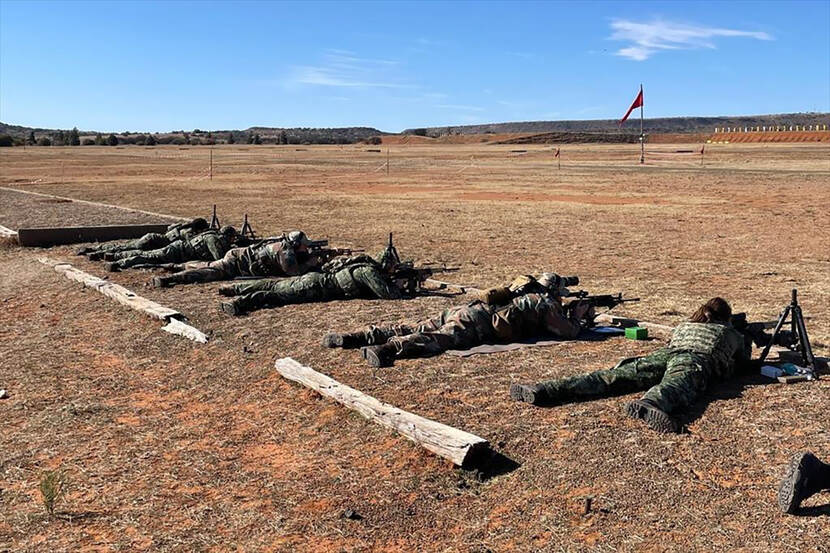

{"left": 275, "top": 357, "right": 491, "bottom": 468}
{"left": 18, "top": 224, "right": 170, "bottom": 247}
{"left": 162, "top": 318, "right": 209, "bottom": 343}
{"left": 0, "top": 224, "right": 18, "bottom": 247}
{"left": 0, "top": 186, "right": 186, "bottom": 222}
{"left": 39, "top": 257, "right": 181, "bottom": 321}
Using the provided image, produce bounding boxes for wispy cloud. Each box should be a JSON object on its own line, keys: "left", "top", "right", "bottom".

{"left": 435, "top": 104, "right": 485, "bottom": 112}
{"left": 287, "top": 49, "right": 409, "bottom": 88}
{"left": 610, "top": 19, "right": 773, "bottom": 61}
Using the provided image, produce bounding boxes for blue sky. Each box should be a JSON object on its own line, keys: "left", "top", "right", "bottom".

{"left": 1, "top": 0, "right": 828, "bottom": 132}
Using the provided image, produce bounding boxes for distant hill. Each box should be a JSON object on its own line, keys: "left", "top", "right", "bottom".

{"left": 403, "top": 113, "right": 829, "bottom": 137}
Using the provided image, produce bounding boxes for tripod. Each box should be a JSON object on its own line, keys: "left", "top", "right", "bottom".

{"left": 758, "top": 289, "right": 817, "bottom": 379}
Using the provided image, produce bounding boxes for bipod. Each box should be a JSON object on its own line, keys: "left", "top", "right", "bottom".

{"left": 386, "top": 232, "right": 402, "bottom": 265}
{"left": 210, "top": 204, "right": 221, "bottom": 229}
{"left": 240, "top": 214, "right": 256, "bottom": 240}
{"left": 758, "top": 288, "right": 817, "bottom": 379}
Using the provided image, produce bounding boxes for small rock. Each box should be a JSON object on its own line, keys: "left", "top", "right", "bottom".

{"left": 341, "top": 509, "right": 362, "bottom": 521}
{"left": 0, "top": 389, "right": 8, "bottom": 399}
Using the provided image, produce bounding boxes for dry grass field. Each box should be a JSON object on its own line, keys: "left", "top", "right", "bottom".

{"left": 1, "top": 142, "right": 829, "bottom": 552}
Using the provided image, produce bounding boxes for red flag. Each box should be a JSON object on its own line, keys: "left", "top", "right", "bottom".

{"left": 619, "top": 87, "right": 643, "bottom": 126}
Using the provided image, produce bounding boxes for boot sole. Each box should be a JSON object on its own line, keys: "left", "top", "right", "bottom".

{"left": 624, "top": 401, "right": 679, "bottom": 433}
{"left": 778, "top": 452, "right": 820, "bottom": 514}
{"left": 509, "top": 384, "right": 537, "bottom": 404}
{"left": 361, "top": 347, "right": 392, "bottom": 368}
{"left": 322, "top": 333, "right": 343, "bottom": 348}
{"left": 220, "top": 302, "right": 240, "bottom": 316}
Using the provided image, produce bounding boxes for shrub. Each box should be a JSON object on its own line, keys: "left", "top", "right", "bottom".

{"left": 0, "top": 134, "right": 13, "bottom": 147}
{"left": 82, "top": 138, "right": 95, "bottom": 145}
{"left": 39, "top": 470, "right": 69, "bottom": 517}
{"left": 107, "top": 134, "right": 118, "bottom": 146}
{"left": 38, "top": 137, "right": 52, "bottom": 146}
{"left": 365, "top": 136, "right": 382, "bottom": 145}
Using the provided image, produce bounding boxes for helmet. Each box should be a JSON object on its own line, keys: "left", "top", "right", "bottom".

{"left": 538, "top": 273, "right": 579, "bottom": 295}
{"left": 191, "top": 217, "right": 209, "bottom": 231}
{"left": 286, "top": 230, "right": 310, "bottom": 247}
{"left": 220, "top": 225, "right": 237, "bottom": 236}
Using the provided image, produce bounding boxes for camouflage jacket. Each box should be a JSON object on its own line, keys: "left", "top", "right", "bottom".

{"left": 324, "top": 255, "right": 401, "bottom": 299}
{"left": 490, "top": 293, "right": 583, "bottom": 342}
{"left": 667, "top": 322, "right": 751, "bottom": 373}
{"left": 184, "top": 230, "right": 234, "bottom": 261}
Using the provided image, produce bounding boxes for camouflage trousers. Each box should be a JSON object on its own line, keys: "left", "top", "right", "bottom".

{"left": 91, "top": 233, "right": 170, "bottom": 255}
{"left": 113, "top": 241, "right": 193, "bottom": 270}
{"left": 164, "top": 249, "right": 261, "bottom": 285}
{"left": 364, "top": 303, "right": 496, "bottom": 359}
{"left": 536, "top": 348, "right": 725, "bottom": 415}
{"left": 225, "top": 274, "right": 342, "bottom": 311}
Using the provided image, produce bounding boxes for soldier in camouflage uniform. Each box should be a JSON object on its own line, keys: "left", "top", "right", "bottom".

{"left": 106, "top": 225, "right": 240, "bottom": 272}
{"left": 151, "top": 231, "right": 321, "bottom": 288}
{"left": 216, "top": 250, "right": 402, "bottom": 316}
{"left": 510, "top": 297, "right": 757, "bottom": 433}
{"left": 77, "top": 217, "right": 209, "bottom": 260}
{"left": 324, "top": 273, "right": 595, "bottom": 368}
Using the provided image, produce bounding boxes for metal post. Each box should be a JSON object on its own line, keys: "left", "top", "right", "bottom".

{"left": 210, "top": 148, "right": 213, "bottom": 180}
{"left": 639, "top": 84, "right": 644, "bottom": 164}
{"left": 386, "top": 148, "right": 390, "bottom": 175}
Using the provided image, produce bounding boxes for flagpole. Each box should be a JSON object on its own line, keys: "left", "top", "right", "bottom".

{"left": 639, "top": 83, "right": 644, "bottom": 164}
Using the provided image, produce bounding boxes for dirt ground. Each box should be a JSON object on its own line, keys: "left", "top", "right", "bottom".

{"left": 1, "top": 143, "right": 829, "bottom": 552}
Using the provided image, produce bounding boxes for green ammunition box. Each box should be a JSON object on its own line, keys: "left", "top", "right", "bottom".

{"left": 625, "top": 326, "right": 648, "bottom": 340}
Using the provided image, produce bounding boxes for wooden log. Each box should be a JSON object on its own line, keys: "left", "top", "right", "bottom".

{"left": 275, "top": 357, "right": 491, "bottom": 468}
{"left": 39, "top": 257, "right": 180, "bottom": 321}
{"left": 18, "top": 223, "right": 170, "bottom": 247}
{"left": 0, "top": 224, "right": 18, "bottom": 247}
{"left": 162, "top": 318, "right": 209, "bottom": 343}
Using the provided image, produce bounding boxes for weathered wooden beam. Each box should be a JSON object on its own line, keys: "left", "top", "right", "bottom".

{"left": 275, "top": 357, "right": 491, "bottom": 468}
{"left": 162, "top": 318, "right": 209, "bottom": 343}
{"left": 37, "top": 257, "right": 208, "bottom": 343}
{"left": 0, "top": 224, "right": 18, "bottom": 247}
{"left": 18, "top": 224, "right": 171, "bottom": 247}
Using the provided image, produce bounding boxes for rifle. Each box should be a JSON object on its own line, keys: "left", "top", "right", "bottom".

{"left": 730, "top": 312, "right": 796, "bottom": 348}
{"left": 391, "top": 261, "right": 460, "bottom": 296}
{"left": 311, "top": 246, "right": 364, "bottom": 263}
{"left": 567, "top": 291, "right": 640, "bottom": 311}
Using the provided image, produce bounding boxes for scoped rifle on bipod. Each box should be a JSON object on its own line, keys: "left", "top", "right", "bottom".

{"left": 391, "top": 261, "right": 460, "bottom": 296}
{"left": 566, "top": 291, "right": 640, "bottom": 311}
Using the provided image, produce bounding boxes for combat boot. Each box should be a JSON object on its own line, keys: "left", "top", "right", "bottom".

{"left": 361, "top": 344, "right": 397, "bottom": 368}
{"left": 87, "top": 251, "right": 105, "bottom": 261}
{"left": 509, "top": 383, "right": 547, "bottom": 405}
{"left": 152, "top": 276, "right": 172, "bottom": 288}
{"left": 220, "top": 300, "right": 243, "bottom": 316}
{"left": 778, "top": 452, "right": 830, "bottom": 514}
{"left": 624, "top": 399, "right": 680, "bottom": 433}
{"left": 105, "top": 262, "right": 121, "bottom": 272}
{"left": 322, "top": 332, "right": 367, "bottom": 349}
{"left": 217, "top": 284, "right": 237, "bottom": 297}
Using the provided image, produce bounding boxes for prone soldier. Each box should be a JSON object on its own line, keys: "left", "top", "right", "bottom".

{"left": 216, "top": 249, "right": 403, "bottom": 316}
{"left": 324, "top": 273, "right": 597, "bottom": 368}
{"left": 151, "top": 230, "right": 322, "bottom": 288}
{"left": 77, "top": 217, "right": 210, "bottom": 260}
{"left": 106, "top": 225, "right": 241, "bottom": 272}
{"left": 510, "top": 297, "right": 780, "bottom": 434}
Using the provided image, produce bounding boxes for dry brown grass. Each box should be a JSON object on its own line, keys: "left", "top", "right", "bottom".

{"left": 1, "top": 143, "right": 829, "bottom": 552}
